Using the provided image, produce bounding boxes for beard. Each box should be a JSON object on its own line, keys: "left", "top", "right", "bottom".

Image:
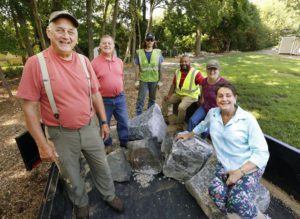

{"left": 180, "top": 64, "right": 190, "bottom": 72}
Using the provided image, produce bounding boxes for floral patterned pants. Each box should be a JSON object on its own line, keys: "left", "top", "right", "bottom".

{"left": 208, "top": 163, "right": 264, "bottom": 219}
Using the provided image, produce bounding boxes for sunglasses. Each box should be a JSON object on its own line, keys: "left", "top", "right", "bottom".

{"left": 146, "top": 38, "right": 154, "bottom": 42}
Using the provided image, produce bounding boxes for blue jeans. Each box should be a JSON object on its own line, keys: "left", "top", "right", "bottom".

{"left": 102, "top": 92, "right": 129, "bottom": 146}
{"left": 135, "top": 81, "right": 158, "bottom": 116}
{"left": 187, "top": 106, "right": 206, "bottom": 131}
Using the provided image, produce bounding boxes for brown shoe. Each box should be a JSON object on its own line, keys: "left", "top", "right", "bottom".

{"left": 74, "top": 205, "right": 89, "bottom": 219}
{"left": 105, "top": 145, "right": 114, "bottom": 154}
{"left": 106, "top": 196, "right": 124, "bottom": 212}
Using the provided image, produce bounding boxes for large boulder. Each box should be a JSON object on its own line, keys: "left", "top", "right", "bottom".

{"left": 107, "top": 148, "right": 132, "bottom": 182}
{"left": 163, "top": 136, "right": 213, "bottom": 181}
{"left": 185, "top": 154, "right": 225, "bottom": 219}
{"left": 128, "top": 104, "right": 167, "bottom": 142}
{"left": 127, "top": 138, "right": 162, "bottom": 175}
{"left": 185, "top": 154, "right": 271, "bottom": 219}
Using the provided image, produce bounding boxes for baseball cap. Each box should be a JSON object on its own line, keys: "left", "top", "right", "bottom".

{"left": 145, "top": 32, "right": 155, "bottom": 40}
{"left": 206, "top": 59, "right": 220, "bottom": 69}
{"left": 49, "top": 10, "right": 79, "bottom": 27}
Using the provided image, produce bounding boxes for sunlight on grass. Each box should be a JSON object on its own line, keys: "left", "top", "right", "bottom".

{"left": 195, "top": 53, "right": 300, "bottom": 148}
{"left": 264, "top": 81, "right": 280, "bottom": 85}
{"left": 249, "top": 110, "right": 263, "bottom": 119}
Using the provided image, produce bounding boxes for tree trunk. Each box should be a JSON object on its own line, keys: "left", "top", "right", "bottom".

{"left": 101, "top": 0, "right": 110, "bottom": 36}
{"left": 142, "top": 0, "right": 146, "bottom": 22}
{"left": 87, "top": 0, "right": 94, "bottom": 60}
{"left": 225, "top": 39, "right": 231, "bottom": 52}
{"left": 10, "top": 6, "right": 27, "bottom": 64}
{"left": 123, "top": 34, "right": 132, "bottom": 63}
{"left": 0, "top": 66, "right": 13, "bottom": 98}
{"left": 145, "top": 0, "right": 154, "bottom": 35}
{"left": 195, "top": 28, "right": 202, "bottom": 57}
{"left": 137, "top": 13, "right": 141, "bottom": 49}
{"left": 136, "top": 0, "right": 142, "bottom": 48}
{"left": 131, "top": 28, "right": 137, "bottom": 64}
{"left": 111, "top": 0, "right": 119, "bottom": 40}
{"left": 30, "top": 0, "right": 47, "bottom": 50}
{"left": 12, "top": 3, "right": 34, "bottom": 57}
{"left": 130, "top": 0, "right": 137, "bottom": 64}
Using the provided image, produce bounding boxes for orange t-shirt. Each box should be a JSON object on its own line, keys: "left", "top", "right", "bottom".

{"left": 17, "top": 47, "right": 100, "bottom": 129}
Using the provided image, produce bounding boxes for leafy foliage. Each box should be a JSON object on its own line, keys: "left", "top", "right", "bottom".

{"left": 0, "top": 0, "right": 299, "bottom": 57}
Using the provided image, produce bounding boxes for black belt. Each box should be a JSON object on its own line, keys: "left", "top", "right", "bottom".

{"left": 103, "top": 91, "right": 124, "bottom": 99}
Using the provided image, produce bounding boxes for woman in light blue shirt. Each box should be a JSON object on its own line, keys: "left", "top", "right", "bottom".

{"left": 176, "top": 83, "right": 270, "bottom": 219}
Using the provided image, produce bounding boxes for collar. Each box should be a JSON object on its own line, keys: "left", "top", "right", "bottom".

{"left": 99, "top": 53, "right": 116, "bottom": 62}
{"left": 213, "top": 106, "right": 247, "bottom": 125}
{"left": 48, "top": 46, "right": 74, "bottom": 62}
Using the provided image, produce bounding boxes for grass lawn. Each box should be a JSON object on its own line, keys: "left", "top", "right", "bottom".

{"left": 192, "top": 52, "right": 300, "bottom": 149}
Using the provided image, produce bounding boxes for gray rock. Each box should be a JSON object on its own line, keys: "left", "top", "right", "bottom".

{"left": 128, "top": 103, "right": 167, "bottom": 142}
{"left": 161, "top": 132, "right": 173, "bottom": 159}
{"left": 185, "top": 154, "right": 271, "bottom": 218}
{"left": 185, "top": 154, "right": 224, "bottom": 219}
{"left": 107, "top": 148, "right": 132, "bottom": 182}
{"left": 163, "top": 136, "right": 213, "bottom": 181}
{"left": 254, "top": 183, "right": 271, "bottom": 213}
{"left": 127, "top": 138, "right": 162, "bottom": 175}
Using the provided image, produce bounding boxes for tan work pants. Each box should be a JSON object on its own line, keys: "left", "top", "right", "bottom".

{"left": 162, "top": 93, "right": 197, "bottom": 124}
{"left": 45, "top": 116, "right": 115, "bottom": 208}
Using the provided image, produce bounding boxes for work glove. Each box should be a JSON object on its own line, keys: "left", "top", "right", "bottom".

{"left": 135, "top": 81, "right": 140, "bottom": 90}
{"left": 157, "top": 81, "right": 163, "bottom": 89}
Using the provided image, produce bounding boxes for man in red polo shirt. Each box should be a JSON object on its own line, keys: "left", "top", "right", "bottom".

{"left": 92, "top": 35, "right": 129, "bottom": 154}
{"left": 17, "top": 11, "right": 123, "bottom": 218}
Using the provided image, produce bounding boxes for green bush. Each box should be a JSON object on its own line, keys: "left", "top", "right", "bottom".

{"left": 3, "top": 66, "right": 23, "bottom": 79}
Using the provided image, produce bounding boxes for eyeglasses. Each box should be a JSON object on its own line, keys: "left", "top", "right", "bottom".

{"left": 146, "top": 38, "right": 154, "bottom": 42}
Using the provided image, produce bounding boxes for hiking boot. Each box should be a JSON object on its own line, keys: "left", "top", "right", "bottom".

{"left": 106, "top": 196, "right": 124, "bottom": 212}
{"left": 74, "top": 205, "right": 89, "bottom": 219}
{"left": 105, "top": 145, "right": 114, "bottom": 154}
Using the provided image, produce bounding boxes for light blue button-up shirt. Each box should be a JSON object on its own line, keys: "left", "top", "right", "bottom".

{"left": 193, "top": 106, "right": 269, "bottom": 172}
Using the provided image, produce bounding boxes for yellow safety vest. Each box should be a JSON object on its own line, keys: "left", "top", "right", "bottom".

{"left": 137, "top": 49, "right": 161, "bottom": 82}
{"left": 175, "top": 67, "right": 200, "bottom": 99}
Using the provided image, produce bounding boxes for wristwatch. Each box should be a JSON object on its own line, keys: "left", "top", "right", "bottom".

{"left": 101, "top": 120, "right": 108, "bottom": 125}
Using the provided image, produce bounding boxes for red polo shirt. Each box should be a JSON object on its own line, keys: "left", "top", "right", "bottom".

{"left": 172, "top": 68, "right": 203, "bottom": 88}
{"left": 91, "top": 54, "right": 124, "bottom": 97}
{"left": 17, "top": 47, "right": 99, "bottom": 129}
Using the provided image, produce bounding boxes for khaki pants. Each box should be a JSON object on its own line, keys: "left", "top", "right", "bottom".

{"left": 45, "top": 116, "right": 115, "bottom": 207}
{"left": 162, "top": 93, "right": 197, "bottom": 124}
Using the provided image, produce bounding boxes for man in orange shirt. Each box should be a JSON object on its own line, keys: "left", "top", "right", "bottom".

{"left": 17, "top": 11, "right": 123, "bottom": 218}
{"left": 92, "top": 35, "right": 129, "bottom": 154}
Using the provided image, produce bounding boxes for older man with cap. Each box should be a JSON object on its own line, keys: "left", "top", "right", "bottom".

{"left": 134, "top": 32, "right": 164, "bottom": 116}
{"left": 187, "top": 59, "right": 228, "bottom": 132}
{"left": 17, "top": 10, "right": 124, "bottom": 218}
